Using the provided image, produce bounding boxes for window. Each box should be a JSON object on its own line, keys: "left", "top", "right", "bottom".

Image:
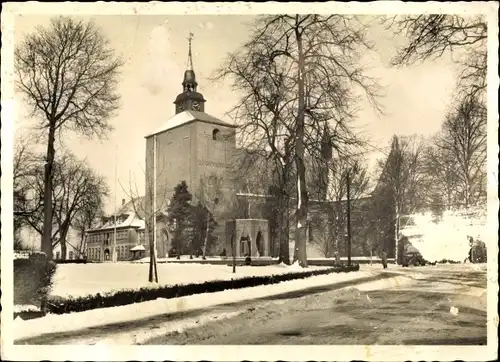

{"left": 212, "top": 128, "right": 220, "bottom": 140}
{"left": 97, "top": 249, "right": 101, "bottom": 261}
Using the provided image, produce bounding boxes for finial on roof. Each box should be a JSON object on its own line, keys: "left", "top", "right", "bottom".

{"left": 187, "top": 32, "right": 194, "bottom": 71}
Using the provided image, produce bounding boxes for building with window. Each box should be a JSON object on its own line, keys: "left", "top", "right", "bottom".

{"left": 85, "top": 198, "right": 149, "bottom": 262}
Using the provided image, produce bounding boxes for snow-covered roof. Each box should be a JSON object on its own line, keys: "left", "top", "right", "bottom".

{"left": 130, "top": 245, "right": 146, "bottom": 251}
{"left": 89, "top": 212, "right": 146, "bottom": 233}
{"left": 145, "top": 110, "right": 237, "bottom": 138}
{"left": 88, "top": 197, "right": 146, "bottom": 233}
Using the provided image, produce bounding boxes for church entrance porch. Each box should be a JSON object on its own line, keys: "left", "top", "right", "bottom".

{"left": 226, "top": 219, "right": 270, "bottom": 258}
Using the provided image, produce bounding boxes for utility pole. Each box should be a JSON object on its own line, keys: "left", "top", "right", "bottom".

{"left": 346, "top": 169, "right": 352, "bottom": 266}
{"left": 394, "top": 200, "right": 400, "bottom": 265}
{"left": 152, "top": 134, "right": 158, "bottom": 282}
{"left": 113, "top": 144, "right": 118, "bottom": 263}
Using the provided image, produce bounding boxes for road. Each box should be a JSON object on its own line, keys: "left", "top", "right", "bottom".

{"left": 15, "top": 264, "right": 487, "bottom": 345}
{"left": 144, "top": 264, "right": 487, "bottom": 345}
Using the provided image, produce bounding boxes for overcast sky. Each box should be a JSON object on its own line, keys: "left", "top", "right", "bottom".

{"left": 14, "top": 15, "right": 459, "bottom": 214}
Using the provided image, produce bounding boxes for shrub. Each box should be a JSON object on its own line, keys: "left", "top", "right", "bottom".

{"left": 14, "top": 253, "right": 57, "bottom": 309}
{"left": 46, "top": 263, "right": 360, "bottom": 315}
{"left": 53, "top": 258, "right": 88, "bottom": 264}
{"left": 437, "top": 259, "right": 461, "bottom": 264}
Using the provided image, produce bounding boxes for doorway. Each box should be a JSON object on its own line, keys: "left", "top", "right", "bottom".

{"left": 256, "top": 231, "right": 264, "bottom": 256}
{"left": 240, "top": 235, "right": 251, "bottom": 257}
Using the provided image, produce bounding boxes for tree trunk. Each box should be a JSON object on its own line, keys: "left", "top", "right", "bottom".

{"left": 346, "top": 171, "right": 352, "bottom": 266}
{"left": 59, "top": 224, "right": 69, "bottom": 260}
{"left": 42, "top": 124, "right": 56, "bottom": 259}
{"left": 293, "top": 24, "right": 308, "bottom": 268}
{"left": 278, "top": 192, "right": 290, "bottom": 264}
{"left": 148, "top": 224, "right": 155, "bottom": 282}
{"left": 78, "top": 231, "right": 86, "bottom": 258}
{"left": 394, "top": 201, "right": 400, "bottom": 264}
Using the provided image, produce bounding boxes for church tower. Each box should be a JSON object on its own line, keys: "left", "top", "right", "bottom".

{"left": 144, "top": 32, "right": 238, "bottom": 258}
{"left": 173, "top": 33, "right": 206, "bottom": 114}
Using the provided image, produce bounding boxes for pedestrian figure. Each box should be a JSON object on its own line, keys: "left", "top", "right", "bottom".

{"left": 382, "top": 251, "right": 388, "bottom": 269}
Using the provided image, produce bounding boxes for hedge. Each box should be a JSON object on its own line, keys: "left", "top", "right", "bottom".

{"left": 46, "top": 263, "right": 360, "bottom": 315}
{"left": 14, "top": 253, "right": 57, "bottom": 308}
{"left": 53, "top": 258, "right": 91, "bottom": 264}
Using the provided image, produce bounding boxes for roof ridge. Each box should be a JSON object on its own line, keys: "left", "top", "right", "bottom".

{"left": 145, "top": 110, "right": 236, "bottom": 138}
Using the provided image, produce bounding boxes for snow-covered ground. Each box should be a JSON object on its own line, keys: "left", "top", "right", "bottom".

{"left": 50, "top": 261, "right": 327, "bottom": 298}
{"left": 13, "top": 304, "right": 41, "bottom": 313}
{"left": 15, "top": 269, "right": 381, "bottom": 343}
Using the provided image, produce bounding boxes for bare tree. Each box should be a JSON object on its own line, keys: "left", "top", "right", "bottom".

{"left": 72, "top": 188, "right": 107, "bottom": 258}
{"left": 436, "top": 95, "right": 487, "bottom": 208}
{"left": 13, "top": 134, "right": 41, "bottom": 249}
{"left": 217, "top": 15, "right": 383, "bottom": 267}
{"left": 312, "top": 157, "right": 369, "bottom": 258}
{"left": 17, "top": 149, "right": 109, "bottom": 259}
{"left": 383, "top": 14, "right": 487, "bottom": 100}
{"left": 55, "top": 153, "right": 108, "bottom": 259}
{"left": 422, "top": 136, "right": 460, "bottom": 213}
{"left": 13, "top": 134, "right": 41, "bottom": 246}
{"left": 15, "top": 16, "right": 123, "bottom": 259}
{"left": 123, "top": 163, "right": 170, "bottom": 283}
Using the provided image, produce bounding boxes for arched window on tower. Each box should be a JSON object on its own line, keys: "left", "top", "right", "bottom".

{"left": 212, "top": 128, "right": 220, "bottom": 140}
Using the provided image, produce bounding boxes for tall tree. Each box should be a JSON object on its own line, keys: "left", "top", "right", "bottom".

{"left": 312, "top": 157, "right": 370, "bottom": 258}
{"left": 15, "top": 16, "right": 123, "bottom": 259}
{"left": 383, "top": 14, "right": 487, "bottom": 100}
{"left": 421, "top": 139, "right": 460, "bottom": 215}
{"left": 436, "top": 94, "right": 487, "bottom": 208}
{"left": 217, "top": 15, "right": 383, "bottom": 267}
{"left": 72, "top": 191, "right": 106, "bottom": 258}
{"left": 167, "top": 181, "right": 193, "bottom": 259}
{"left": 13, "top": 134, "right": 41, "bottom": 248}
{"left": 17, "top": 149, "right": 109, "bottom": 259}
{"left": 374, "top": 134, "right": 427, "bottom": 260}
{"left": 123, "top": 166, "right": 170, "bottom": 283}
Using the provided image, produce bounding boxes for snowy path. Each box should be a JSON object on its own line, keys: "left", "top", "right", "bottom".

{"left": 14, "top": 269, "right": 393, "bottom": 344}
{"left": 144, "top": 264, "right": 488, "bottom": 345}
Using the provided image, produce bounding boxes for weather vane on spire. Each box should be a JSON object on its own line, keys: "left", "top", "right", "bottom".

{"left": 187, "top": 32, "right": 194, "bottom": 70}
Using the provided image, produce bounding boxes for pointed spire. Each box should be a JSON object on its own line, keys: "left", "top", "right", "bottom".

{"left": 187, "top": 32, "right": 194, "bottom": 71}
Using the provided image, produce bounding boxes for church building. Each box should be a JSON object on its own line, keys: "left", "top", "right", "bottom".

{"left": 143, "top": 35, "right": 339, "bottom": 260}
